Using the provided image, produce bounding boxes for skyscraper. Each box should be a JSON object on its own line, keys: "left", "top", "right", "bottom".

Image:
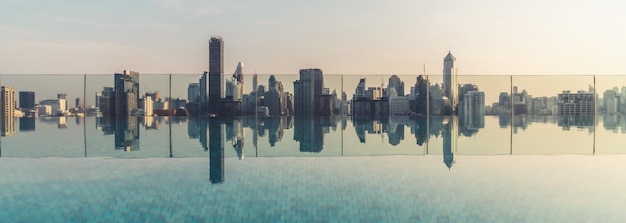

{"left": 388, "top": 75, "right": 405, "bottom": 97}
{"left": 19, "top": 91, "right": 35, "bottom": 110}
{"left": 208, "top": 36, "right": 224, "bottom": 114}
{"left": 443, "top": 51, "right": 458, "bottom": 113}
{"left": 1, "top": 86, "right": 15, "bottom": 136}
{"left": 294, "top": 68, "right": 323, "bottom": 116}
{"left": 463, "top": 91, "right": 485, "bottom": 129}
{"left": 199, "top": 71, "right": 208, "bottom": 114}
{"left": 114, "top": 70, "right": 140, "bottom": 116}
{"left": 188, "top": 83, "right": 200, "bottom": 103}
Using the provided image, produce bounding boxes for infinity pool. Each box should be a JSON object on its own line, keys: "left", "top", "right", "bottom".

{"left": 1, "top": 155, "right": 625, "bottom": 222}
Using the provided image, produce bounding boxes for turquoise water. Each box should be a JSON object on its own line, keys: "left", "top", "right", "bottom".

{"left": 1, "top": 156, "right": 625, "bottom": 222}
{"left": 1, "top": 116, "right": 626, "bottom": 222}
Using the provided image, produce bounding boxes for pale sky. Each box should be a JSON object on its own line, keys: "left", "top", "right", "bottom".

{"left": 2, "top": 0, "right": 626, "bottom": 105}
{"left": 2, "top": 0, "right": 626, "bottom": 75}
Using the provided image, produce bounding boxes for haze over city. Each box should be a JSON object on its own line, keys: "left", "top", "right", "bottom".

{"left": 2, "top": 0, "right": 626, "bottom": 75}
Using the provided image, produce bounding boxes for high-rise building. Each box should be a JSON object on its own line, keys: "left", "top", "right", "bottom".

{"left": 604, "top": 89, "right": 620, "bottom": 114}
{"left": 443, "top": 51, "right": 458, "bottom": 113}
{"left": 208, "top": 36, "right": 224, "bottom": 114}
{"left": 114, "top": 70, "right": 140, "bottom": 116}
{"left": 99, "top": 87, "right": 115, "bottom": 117}
{"left": 225, "top": 62, "right": 244, "bottom": 102}
{"left": 188, "top": 83, "right": 200, "bottom": 103}
{"left": 19, "top": 91, "right": 35, "bottom": 110}
{"left": 75, "top": 97, "right": 83, "bottom": 109}
{"left": 1, "top": 86, "right": 15, "bottom": 136}
{"left": 388, "top": 75, "right": 405, "bottom": 97}
{"left": 57, "top": 93, "right": 68, "bottom": 111}
{"left": 199, "top": 72, "right": 208, "bottom": 114}
{"left": 252, "top": 74, "right": 258, "bottom": 94}
{"left": 558, "top": 90, "right": 595, "bottom": 115}
{"left": 463, "top": 91, "right": 485, "bottom": 128}
{"left": 142, "top": 96, "right": 153, "bottom": 116}
{"left": 294, "top": 68, "right": 324, "bottom": 116}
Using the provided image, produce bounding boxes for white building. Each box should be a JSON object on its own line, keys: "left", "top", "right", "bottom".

{"left": 388, "top": 88, "right": 410, "bottom": 115}
{"left": 36, "top": 105, "right": 52, "bottom": 116}
{"left": 40, "top": 98, "right": 66, "bottom": 116}
{"left": 463, "top": 91, "right": 485, "bottom": 128}
{"left": 1, "top": 86, "right": 15, "bottom": 136}
{"left": 143, "top": 96, "right": 153, "bottom": 116}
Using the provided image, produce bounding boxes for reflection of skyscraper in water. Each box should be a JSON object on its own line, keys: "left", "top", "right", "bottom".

{"left": 459, "top": 91, "right": 485, "bottom": 136}
{"left": 412, "top": 117, "right": 428, "bottom": 146}
{"left": 187, "top": 117, "right": 202, "bottom": 139}
{"left": 225, "top": 119, "right": 244, "bottom": 160}
{"left": 443, "top": 116, "right": 457, "bottom": 170}
{"left": 58, "top": 117, "right": 68, "bottom": 129}
{"left": 208, "top": 119, "right": 225, "bottom": 184}
{"left": 294, "top": 117, "right": 326, "bottom": 153}
{"left": 114, "top": 116, "right": 140, "bottom": 151}
{"left": 351, "top": 117, "right": 369, "bottom": 143}
{"left": 387, "top": 117, "right": 405, "bottom": 146}
{"left": 19, "top": 117, "right": 35, "bottom": 132}
{"left": 498, "top": 113, "right": 510, "bottom": 128}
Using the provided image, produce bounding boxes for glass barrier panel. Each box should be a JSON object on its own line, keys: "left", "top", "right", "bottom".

{"left": 0, "top": 74, "right": 85, "bottom": 157}
{"left": 594, "top": 75, "right": 626, "bottom": 154}
{"left": 456, "top": 75, "right": 511, "bottom": 155}
{"left": 511, "top": 75, "right": 594, "bottom": 155}
{"left": 85, "top": 73, "right": 170, "bottom": 158}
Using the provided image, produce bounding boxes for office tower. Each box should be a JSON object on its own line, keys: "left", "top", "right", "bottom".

{"left": 114, "top": 70, "right": 140, "bottom": 116}
{"left": 443, "top": 51, "right": 458, "bottom": 113}
{"left": 294, "top": 68, "right": 323, "bottom": 116}
{"left": 142, "top": 96, "right": 153, "bottom": 116}
{"left": 75, "top": 97, "right": 83, "bottom": 109}
{"left": 208, "top": 36, "right": 224, "bottom": 114}
{"left": 388, "top": 75, "right": 405, "bottom": 96}
{"left": 463, "top": 91, "right": 485, "bottom": 128}
{"left": 252, "top": 74, "right": 258, "bottom": 94}
{"left": 99, "top": 87, "right": 115, "bottom": 116}
{"left": 411, "top": 75, "right": 428, "bottom": 114}
{"left": 188, "top": 83, "right": 200, "bottom": 103}
{"left": 233, "top": 62, "right": 244, "bottom": 83}
{"left": 95, "top": 92, "right": 102, "bottom": 108}
{"left": 57, "top": 93, "right": 68, "bottom": 112}
{"left": 200, "top": 71, "right": 208, "bottom": 114}
{"left": 558, "top": 90, "right": 595, "bottom": 115}
{"left": 355, "top": 78, "right": 366, "bottom": 99}
{"left": 604, "top": 90, "right": 620, "bottom": 114}
{"left": 1, "top": 86, "right": 15, "bottom": 136}
{"left": 19, "top": 91, "right": 35, "bottom": 110}
{"left": 225, "top": 63, "right": 244, "bottom": 102}
{"left": 266, "top": 75, "right": 282, "bottom": 116}
{"left": 269, "top": 75, "right": 277, "bottom": 91}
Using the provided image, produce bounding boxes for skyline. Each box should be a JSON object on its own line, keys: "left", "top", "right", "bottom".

{"left": 3, "top": 73, "right": 626, "bottom": 110}
{"left": 2, "top": 1, "right": 626, "bottom": 75}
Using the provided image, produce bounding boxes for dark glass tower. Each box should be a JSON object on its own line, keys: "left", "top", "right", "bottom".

{"left": 208, "top": 36, "right": 224, "bottom": 114}
{"left": 19, "top": 91, "right": 35, "bottom": 110}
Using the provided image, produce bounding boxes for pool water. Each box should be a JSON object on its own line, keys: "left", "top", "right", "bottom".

{"left": 1, "top": 155, "right": 625, "bottom": 222}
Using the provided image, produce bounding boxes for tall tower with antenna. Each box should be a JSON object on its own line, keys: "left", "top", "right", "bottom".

{"left": 443, "top": 51, "right": 458, "bottom": 113}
